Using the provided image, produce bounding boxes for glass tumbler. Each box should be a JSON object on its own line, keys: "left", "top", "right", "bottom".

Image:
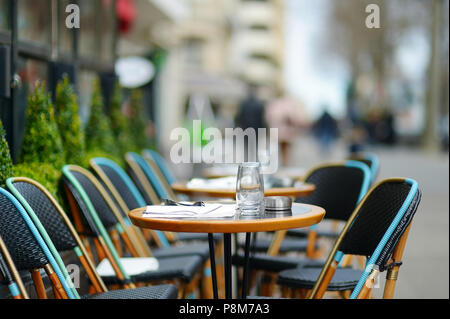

{"left": 236, "top": 162, "right": 265, "bottom": 215}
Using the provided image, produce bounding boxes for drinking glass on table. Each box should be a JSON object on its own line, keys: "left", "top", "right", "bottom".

{"left": 236, "top": 162, "right": 264, "bottom": 215}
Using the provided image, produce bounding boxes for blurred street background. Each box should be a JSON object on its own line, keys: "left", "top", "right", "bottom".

{"left": 1, "top": 0, "right": 448, "bottom": 298}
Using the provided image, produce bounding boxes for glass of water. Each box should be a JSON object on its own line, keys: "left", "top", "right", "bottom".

{"left": 236, "top": 162, "right": 265, "bottom": 215}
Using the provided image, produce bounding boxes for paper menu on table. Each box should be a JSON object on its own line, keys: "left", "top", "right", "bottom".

{"left": 142, "top": 204, "right": 236, "bottom": 218}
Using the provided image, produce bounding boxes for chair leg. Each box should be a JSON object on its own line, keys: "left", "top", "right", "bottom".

{"left": 94, "top": 236, "right": 135, "bottom": 289}
{"left": 200, "top": 260, "right": 213, "bottom": 299}
{"left": 357, "top": 269, "right": 379, "bottom": 299}
{"left": 280, "top": 285, "right": 291, "bottom": 298}
{"left": 260, "top": 272, "right": 276, "bottom": 296}
{"left": 30, "top": 268, "right": 48, "bottom": 299}
{"left": 119, "top": 232, "right": 140, "bottom": 258}
{"left": 341, "top": 255, "right": 354, "bottom": 267}
{"left": 383, "top": 224, "right": 412, "bottom": 299}
{"left": 77, "top": 254, "right": 104, "bottom": 293}
{"left": 338, "top": 290, "right": 351, "bottom": 299}
{"left": 215, "top": 240, "right": 225, "bottom": 298}
{"left": 109, "top": 229, "right": 123, "bottom": 257}
{"left": 313, "top": 259, "right": 338, "bottom": 299}
{"left": 44, "top": 264, "right": 69, "bottom": 299}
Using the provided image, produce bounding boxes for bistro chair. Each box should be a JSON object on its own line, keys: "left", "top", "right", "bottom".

{"left": 0, "top": 187, "right": 76, "bottom": 299}
{"left": 348, "top": 152, "right": 379, "bottom": 184}
{"left": 90, "top": 157, "right": 172, "bottom": 247}
{"left": 232, "top": 162, "right": 370, "bottom": 260}
{"left": 58, "top": 168, "right": 206, "bottom": 298}
{"left": 284, "top": 161, "right": 371, "bottom": 241}
{"left": 126, "top": 152, "right": 168, "bottom": 200}
{"left": 5, "top": 177, "right": 184, "bottom": 299}
{"left": 89, "top": 158, "right": 211, "bottom": 255}
{"left": 1, "top": 187, "right": 177, "bottom": 299}
{"left": 126, "top": 152, "right": 222, "bottom": 243}
{"left": 276, "top": 178, "right": 421, "bottom": 299}
{"left": 232, "top": 161, "right": 372, "bottom": 295}
{"left": 88, "top": 158, "right": 218, "bottom": 297}
{"left": 0, "top": 234, "right": 29, "bottom": 299}
{"left": 142, "top": 149, "right": 177, "bottom": 187}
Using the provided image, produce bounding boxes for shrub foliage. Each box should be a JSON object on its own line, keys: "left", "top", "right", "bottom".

{"left": 85, "top": 78, "right": 118, "bottom": 156}
{"left": 0, "top": 119, "right": 13, "bottom": 187}
{"left": 55, "top": 75, "right": 86, "bottom": 165}
{"left": 19, "top": 81, "right": 64, "bottom": 168}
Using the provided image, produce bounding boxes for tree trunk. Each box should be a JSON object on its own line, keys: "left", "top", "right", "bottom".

{"left": 423, "top": 0, "right": 443, "bottom": 151}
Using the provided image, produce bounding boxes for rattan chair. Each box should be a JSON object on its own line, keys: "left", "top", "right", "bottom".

{"left": 0, "top": 234, "right": 29, "bottom": 299}
{"left": 126, "top": 152, "right": 169, "bottom": 201}
{"left": 276, "top": 178, "right": 421, "bottom": 299}
{"left": 126, "top": 152, "right": 222, "bottom": 243}
{"left": 348, "top": 152, "right": 379, "bottom": 184}
{"left": 0, "top": 186, "right": 177, "bottom": 299}
{"left": 89, "top": 158, "right": 212, "bottom": 254}
{"left": 285, "top": 161, "right": 371, "bottom": 242}
{"left": 89, "top": 157, "right": 221, "bottom": 297}
{"left": 58, "top": 168, "right": 205, "bottom": 298}
{"left": 142, "top": 149, "right": 177, "bottom": 186}
{"left": 232, "top": 161, "right": 371, "bottom": 295}
{"left": 236, "top": 162, "right": 370, "bottom": 259}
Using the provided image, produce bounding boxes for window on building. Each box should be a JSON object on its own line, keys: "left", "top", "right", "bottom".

{"left": 0, "top": 0, "right": 10, "bottom": 32}
{"left": 18, "top": 0, "right": 51, "bottom": 45}
{"left": 100, "top": 0, "right": 116, "bottom": 64}
{"left": 79, "top": 0, "right": 99, "bottom": 59}
{"left": 58, "top": 0, "right": 73, "bottom": 56}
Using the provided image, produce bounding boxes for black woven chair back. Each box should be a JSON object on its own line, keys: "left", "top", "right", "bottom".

{"left": 298, "top": 164, "right": 369, "bottom": 221}
{"left": 95, "top": 163, "right": 141, "bottom": 210}
{"left": 11, "top": 182, "right": 77, "bottom": 252}
{"left": 69, "top": 171, "right": 118, "bottom": 229}
{"left": 339, "top": 180, "right": 421, "bottom": 269}
{"left": 127, "top": 165, "right": 153, "bottom": 205}
{"left": 0, "top": 192, "right": 49, "bottom": 270}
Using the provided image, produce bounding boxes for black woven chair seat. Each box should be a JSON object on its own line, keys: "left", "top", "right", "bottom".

{"left": 238, "top": 238, "right": 317, "bottom": 253}
{"left": 176, "top": 233, "right": 222, "bottom": 242}
{"left": 152, "top": 243, "right": 210, "bottom": 261}
{"left": 286, "top": 228, "right": 338, "bottom": 239}
{"left": 83, "top": 284, "right": 178, "bottom": 299}
{"left": 232, "top": 253, "right": 325, "bottom": 272}
{"left": 277, "top": 267, "right": 362, "bottom": 291}
{"left": 101, "top": 255, "right": 203, "bottom": 285}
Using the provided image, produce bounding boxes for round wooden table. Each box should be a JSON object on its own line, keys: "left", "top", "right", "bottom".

{"left": 129, "top": 203, "right": 325, "bottom": 299}
{"left": 171, "top": 182, "right": 315, "bottom": 199}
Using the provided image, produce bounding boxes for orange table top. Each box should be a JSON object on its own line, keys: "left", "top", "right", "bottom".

{"left": 128, "top": 203, "right": 325, "bottom": 234}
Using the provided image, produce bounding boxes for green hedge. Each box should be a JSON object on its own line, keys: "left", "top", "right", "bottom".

{"left": 0, "top": 119, "right": 13, "bottom": 187}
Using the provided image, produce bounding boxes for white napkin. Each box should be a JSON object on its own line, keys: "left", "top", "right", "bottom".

{"left": 143, "top": 204, "right": 236, "bottom": 218}
{"left": 186, "top": 177, "right": 237, "bottom": 190}
{"left": 96, "top": 257, "right": 159, "bottom": 277}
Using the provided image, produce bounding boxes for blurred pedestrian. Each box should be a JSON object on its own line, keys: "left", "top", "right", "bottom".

{"left": 265, "top": 94, "right": 305, "bottom": 166}
{"left": 313, "top": 107, "right": 338, "bottom": 154}
{"left": 236, "top": 84, "right": 266, "bottom": 161}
